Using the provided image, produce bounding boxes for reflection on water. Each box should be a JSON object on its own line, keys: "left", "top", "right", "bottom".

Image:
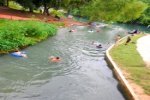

{"left": 0, "top": 24, "right": 148, "bottom": 100}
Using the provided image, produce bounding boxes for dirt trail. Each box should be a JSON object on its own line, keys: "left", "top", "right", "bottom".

{"left": 0, "top": 7, "right": 86, "bottom": 26}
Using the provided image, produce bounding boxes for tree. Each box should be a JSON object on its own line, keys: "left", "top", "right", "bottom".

{"left": 61, "top": 0, "right": 92, "bottom": 15}
{"left": 15, "top": 0, "right": 35, "bottom": 12}
{"left": 119, "top": 0, "right": 148, "bottom": 22}
{"left": 0, "top": 0, "right": 4, "bottom": 6}
{"left": 32, "top": 0, "right": 61, "bottom": 15}
{"left": 0, "top": 0, "right": 9, "bottom": 6}
{"left": 139, "top": 0, "right": 150, "bottom": 25}
{"left": 81, "top": 0, "right": 147, "bottom": 22}
{"left": 5, "top": 0, "right": 9, "bottom": 6}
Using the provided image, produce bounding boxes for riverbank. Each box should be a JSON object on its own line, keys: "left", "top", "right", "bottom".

{"left": 0, "top": 19, "right": 57, "bottom": 54}
{"left": 109, "top": 34, "right": 150, "bottom": 100}
{"left": 0, "top": 6, "right": 86, "bottom": 27}
{"left": 0, "top": 7, "right": 86, "bottom": 54}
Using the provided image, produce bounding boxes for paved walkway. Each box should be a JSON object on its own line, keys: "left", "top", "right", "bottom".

{"left": 136, "top": 34, "right": 150, "bottom": 100}
{"left": 137, "top": 34, "right": 150, "bottom": 68}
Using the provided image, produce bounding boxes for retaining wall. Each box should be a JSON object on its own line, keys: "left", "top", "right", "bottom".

{"left": 105, "top": 43, "right": 139, "bottom": 100}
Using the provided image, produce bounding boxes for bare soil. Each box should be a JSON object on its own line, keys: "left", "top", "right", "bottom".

{"left": 0, "top": 6, "right": 86, "bottom": 26}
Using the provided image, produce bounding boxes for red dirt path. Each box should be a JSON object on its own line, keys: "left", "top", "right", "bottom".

{"left": 0, "top": 6, "right": 86, "bottom": 26}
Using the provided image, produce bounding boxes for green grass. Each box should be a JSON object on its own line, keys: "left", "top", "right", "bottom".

{"left": 110, "top": 34, "right": 150, "bottom": 95}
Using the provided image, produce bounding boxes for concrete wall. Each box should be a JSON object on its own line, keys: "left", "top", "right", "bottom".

{"left": 105, "top": 44, "right": 139, "bottom": 100}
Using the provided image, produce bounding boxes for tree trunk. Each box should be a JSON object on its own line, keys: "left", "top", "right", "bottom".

{"left": 29, "top": 7, "right": 33, "bottom": 12}
{"left": 67, "top": 9, "right": 71, "bottom": 15}
{"left": 43, "top": 3, "right": 49, "bottom": 16}
{"left": 43, "top": 7, "right": 49, "bottom": 15}
{"left": 4, "top": 0, "right": 9, "bottom": 6}
{"left": 6, "top": 0, "right": 8, "bottom": 6}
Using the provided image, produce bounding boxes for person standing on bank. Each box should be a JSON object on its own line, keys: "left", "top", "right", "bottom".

{"left": 125, "top": 36, "right": 131, "bottom": 45}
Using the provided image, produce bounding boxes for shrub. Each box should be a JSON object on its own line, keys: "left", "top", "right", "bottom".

{"left": 0, "top": 19, "right": 57, "bottom": 52}
{"left": 50, "top": 9, "right": 65, "bottom": 18}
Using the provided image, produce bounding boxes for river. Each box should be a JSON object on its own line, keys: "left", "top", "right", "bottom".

{"left": 0, "top": 24, "right": 149, "bottom": 100}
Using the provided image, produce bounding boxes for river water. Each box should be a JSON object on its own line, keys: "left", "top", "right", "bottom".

{"left": 0, "top": 24, "right": 149, "bottom": 100}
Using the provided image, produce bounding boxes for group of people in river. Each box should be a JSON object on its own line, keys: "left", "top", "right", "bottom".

{"left": 128, "top": 29, "right": 140, "bottom": 35}
{"left": 114, "top": 34, "right": 132, "bottom": 45}
{"left": 48, "top": 41, "right": 103, "bottom": 62}
{"left": 11, "top": 50, "right": 61, "bottom": 62}
{"left": 69, "top": 22, "right": 102, "bottom": 33}
{"left": 114, "top": 29, "right": 141, "bottom": 45}
{"left": 11, "top": 22, "right": 141, "bottom": 63}
{"left": 125, "top": 29, "right": 142, "bottom": 45}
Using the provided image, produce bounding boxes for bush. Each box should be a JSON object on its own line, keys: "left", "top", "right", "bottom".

{"left": 9, "top": 1, "right": 23, "bottom": 10}
{"left": 140, "top": 15, "right": 150, "bottom": 25}
{"left": 0, "top": 0, "right": 4, "bottom": 6}
{"left": 0, "top": 19, "right": 57, "bottom": 52}
{"left": 50, "top": 9, "right": 65, "bottom": 18}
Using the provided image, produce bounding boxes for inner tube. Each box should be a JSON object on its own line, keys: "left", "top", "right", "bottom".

{"left": 10, "top": 52, "right": 26, "bottom": 57}
{"left": 96, "top": 45, "right": 102, "bottom": 48}
{"left": 88, "top": 30, "right": 94, "bottom": 33}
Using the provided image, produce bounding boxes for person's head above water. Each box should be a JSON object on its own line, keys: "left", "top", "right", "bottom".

{"left": 56, "top": 57, "right": 60, "bottom": 59}
{"left": 96, "top": 44, "right": 102, "bottom": 48}
{"left": 49, "top": 56, "right": 61, "bottom": 62}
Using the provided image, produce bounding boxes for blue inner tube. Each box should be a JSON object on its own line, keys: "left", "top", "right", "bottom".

{"left": 10, "top": 52, "right": 26, "bottom": 57}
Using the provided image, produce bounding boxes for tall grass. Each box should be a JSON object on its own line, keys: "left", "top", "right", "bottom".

{"left": 0, "top": 19, "right": 57, "bottom": 53}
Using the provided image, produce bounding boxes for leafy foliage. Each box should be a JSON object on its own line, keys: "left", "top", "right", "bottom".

{"left": 15, "top": 0, "right": 35, "bottom": 12}
{"left": 50, "top": 9, "right": 64, "bottom": 17}
{"left": 0, "top": 19, "right": 57, "bottom": 52}
{"left": 137, "top": 0, "right": 150, "bottom": 25}
{"left": 81, "top": 0, "right": 147, "bottom": 23}
{"left": 2, "top": 0, "right": 149, "bottom": 25}
{"left": 0, "top": 0, "right": 4, "bottom": 6}
{"left": 9, "top": 1, "right": 23, "bottom": 10}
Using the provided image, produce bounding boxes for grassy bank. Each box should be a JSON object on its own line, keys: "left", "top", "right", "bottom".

{"left": 110, "top": 34, "right": 150, "bottom": 95}
{"left": 0, "top": 19, "right": 57, "bottom": 53}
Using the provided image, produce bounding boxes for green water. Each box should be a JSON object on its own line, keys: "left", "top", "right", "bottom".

{"left": 0, "top": 24, "right": 149, "bottom": 100}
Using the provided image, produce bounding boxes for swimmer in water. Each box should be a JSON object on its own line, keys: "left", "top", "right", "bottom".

{"left": 49, "top": 56, "right": 61, "bottom": 62}
{"left": 69, "top": 29, "right": 76, "bottom": 32}
{"left": 88, "top": 29, "right": 94, "bottom": 33}
{"left": 92, "top": 41, "right": 102, "bottom": 48}
{"left": 96, "top": 44, "right": 102, "bottom": 48}
{"left": 14, "top": 50, "right": 28, "bottom": 58}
